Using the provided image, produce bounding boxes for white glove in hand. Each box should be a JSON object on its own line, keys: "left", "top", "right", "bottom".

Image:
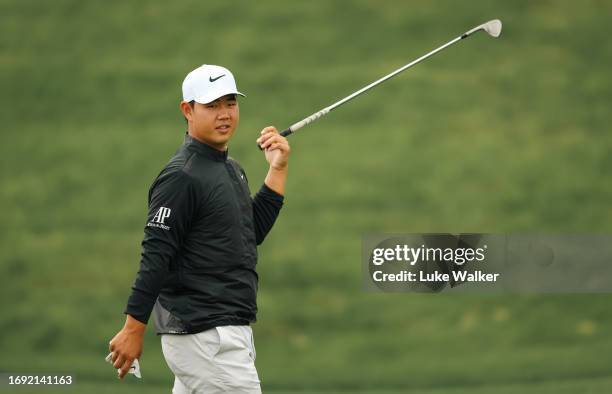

{"left": 105, "top": 352, "right": 142, "bottom": 379}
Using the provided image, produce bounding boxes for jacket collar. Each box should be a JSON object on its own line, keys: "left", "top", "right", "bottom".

{"left": 184, "top": 133, "right": 228, "bottom": 161}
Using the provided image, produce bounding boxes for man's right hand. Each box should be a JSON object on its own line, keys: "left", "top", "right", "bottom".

{"left": 108, "top": 315, "right": 146, "bottom": 379}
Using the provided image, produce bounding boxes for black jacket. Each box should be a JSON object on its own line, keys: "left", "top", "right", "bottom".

{"left": 125, "top": 134, "right": 284, "bottom": 334}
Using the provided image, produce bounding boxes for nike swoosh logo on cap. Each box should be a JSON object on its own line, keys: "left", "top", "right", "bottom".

{"left": 209, "top": 74, "right": 226, "bottom": 82}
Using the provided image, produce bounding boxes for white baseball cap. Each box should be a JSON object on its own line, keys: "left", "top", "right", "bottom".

{"left": 182, "top": 64, "right": 245, "bottom": 104}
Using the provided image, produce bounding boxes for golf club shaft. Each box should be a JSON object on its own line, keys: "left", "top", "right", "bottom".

{"left": 257, "top": 19, "right": 499, "bottom": 147}
{"left": 279, "top": 34, "right": 464, "bottom": 138}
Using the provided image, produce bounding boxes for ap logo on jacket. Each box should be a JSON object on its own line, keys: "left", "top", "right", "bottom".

{"left": 148, "top": 207, "right": 172, "bottom": 230}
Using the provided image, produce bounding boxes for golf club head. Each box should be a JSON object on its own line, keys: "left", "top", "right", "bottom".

{"left": 464, "top": 19, "right": 502, "bottom": 38}
{"left": 482, "top": 19, "right": 502, "bottom": 37}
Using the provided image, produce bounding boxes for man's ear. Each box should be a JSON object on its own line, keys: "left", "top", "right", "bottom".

{"left": 180, "top": 101, "right": 194, "bottom": 121}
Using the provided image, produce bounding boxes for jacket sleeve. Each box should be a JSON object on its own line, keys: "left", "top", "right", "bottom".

{"left": 124, "top": 170, "right": 198, "bottom": 324}
{"left": 252, "top": 184, "right": 284, "bottom": 245}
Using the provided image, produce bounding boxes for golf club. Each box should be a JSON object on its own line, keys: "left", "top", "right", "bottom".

{"left": 258, "top": 19, "right": 502, "bottom": 149}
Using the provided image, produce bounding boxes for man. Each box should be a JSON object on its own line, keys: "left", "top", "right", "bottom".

{"left": 108, "top": 64, "right": 290, "bottom": 393}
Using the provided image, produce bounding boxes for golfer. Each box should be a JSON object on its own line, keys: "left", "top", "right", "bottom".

{"left": 108, "top": 64, "right": 290, "bottom": 393}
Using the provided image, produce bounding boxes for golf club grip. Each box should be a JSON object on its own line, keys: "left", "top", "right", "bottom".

{"left": 290, "top": 108, "right": 331, "bottom": 132}
{"left": 257, "top": 128, "right": 293, "bottom": 150}
{"left": 256, "top": 108, "right": 330, "bottom": 149}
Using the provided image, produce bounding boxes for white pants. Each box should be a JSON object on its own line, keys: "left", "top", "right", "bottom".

{"left": 161, "top": 325, "right": 261, "bottom": 394}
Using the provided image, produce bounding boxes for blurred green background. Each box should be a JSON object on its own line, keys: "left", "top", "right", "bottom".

{"left": 1, "top": 0, "right": 611, "bottom": 393}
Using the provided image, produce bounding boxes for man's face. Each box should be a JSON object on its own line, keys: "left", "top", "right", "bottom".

{"left": 184, "top": 94, "right": 239, "bottom": 151}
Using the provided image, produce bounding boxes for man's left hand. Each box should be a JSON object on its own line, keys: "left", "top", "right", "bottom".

{"left": 256, "top": 126, "right": 291, "bottom": 170}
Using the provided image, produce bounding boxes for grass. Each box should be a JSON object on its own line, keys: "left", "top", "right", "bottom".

{"left": 1, "top": 0, "right": 612, "bottom": 392}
